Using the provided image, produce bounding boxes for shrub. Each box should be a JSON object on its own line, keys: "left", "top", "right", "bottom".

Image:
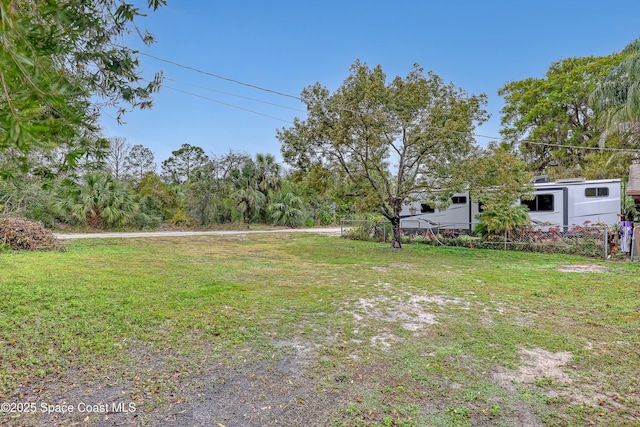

{"left": 54, "top": 173, "right": 135, "bottom": 229}
{"left": 0, "top": 217, "right": 62, "bottom": 251}
{"left": 268, "top": 192, "right": 305, "bottom": 227}
{"left": 343, "top": 219, "right": 388, "bottom": 242}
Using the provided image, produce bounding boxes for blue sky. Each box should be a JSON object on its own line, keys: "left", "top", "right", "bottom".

{"left": 100, "top": 0, "right": 640, "bottom": 166}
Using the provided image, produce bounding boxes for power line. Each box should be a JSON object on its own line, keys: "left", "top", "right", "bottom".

{"left": 139, "top": 52, "right": 302, "bottom": 101}
{"left": 161, "top": 83, "right": 639, "bottom": 152}
{"left": 161, "top": 84, "right": 294, "bottom": 124}
{"left": 138, "top": 54, "right": 638, "bottom": 153}
{"left": 515, "top": 139, "right": 640, "bottom": 154}
{"left": 466, "top": 129, "right": 638, "bottom": 153}
{"left": 163, "top": 76, "right": 306, "bottom": 113}
{"left": 375, "top": 121, "right": 640, "bottom": 154}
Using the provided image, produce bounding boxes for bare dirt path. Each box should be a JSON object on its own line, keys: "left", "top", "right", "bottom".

{"left": 54, "top": 227, "right": 343, "bottom": 240}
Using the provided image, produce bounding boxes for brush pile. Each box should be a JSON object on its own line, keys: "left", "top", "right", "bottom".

{"left": 0, "top": 217, "right": 62, "bottom": 251}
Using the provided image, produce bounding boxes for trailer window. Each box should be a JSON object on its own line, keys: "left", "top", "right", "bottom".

{"left": 420, "top": 203, "right": 435, "bottom": 213}
{"left": 451, "top": 196, "right": 467, "bottom": 204}
{"left": 585, "top": 187, "right": 609, "bottom": 197}
{"left": 522, "top": 194, "right": 554, "bottom": 212}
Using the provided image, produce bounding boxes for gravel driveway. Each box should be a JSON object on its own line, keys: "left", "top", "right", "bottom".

{"left": 54, "top": 227, "right": 343, "bottom": 239}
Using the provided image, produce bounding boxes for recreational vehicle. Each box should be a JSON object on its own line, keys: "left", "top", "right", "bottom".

{"left": 400, "top": 178, "right": 621, "bottom": 232}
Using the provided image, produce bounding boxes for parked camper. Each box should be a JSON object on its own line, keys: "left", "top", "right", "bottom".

{"left": 400, "top": 192, "right": 480, "bottom": 232}
{"left": 400, "top": 178, "right": 621, "bottom": 232}
{"left": 526, "top": 178, "right": 621, "bottom": 227}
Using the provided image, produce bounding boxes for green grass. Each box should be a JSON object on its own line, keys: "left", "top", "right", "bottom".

{"left": 1, "top": 233, "right": 639, "bottom": 426}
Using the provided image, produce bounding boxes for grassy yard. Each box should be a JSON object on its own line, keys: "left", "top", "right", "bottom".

{"left": 0, "top": 233, "right": 639, "bottom": 426}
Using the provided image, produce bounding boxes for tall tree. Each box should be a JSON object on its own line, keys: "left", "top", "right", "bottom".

{"left": 253, "top": 153, "right": 282, "bottom": 221}
{"left": 255, "top": 153, "right": 282, "bottom": 196}
{"left": 232, "top": 160, "right": 266, "bottom": 226}
{"left": 0, "top": 0, "right": 165, "bottom": 157}
{"left": 106, "top": 137, "right": 132, "bottom": 180}
{"left": 277, "top": 60, "right": 488, "bottom": 248}
{"left": 126, "top": 144, "right": 156, "bottom": 182}
{"left": 184, "top": 159, "right": 233, "bottom": 226}
{"left": 212, "top": 150, "right": 252, "bottom": 181}
{"left": 231, "top": 157, "right": 263, "bottom": 226}
{"left": 161, "top": 143, "right": 209, "bottom": 185}
{"left": 499, "top": 54, "right": 623, "bottom": 176}
{"left": 137, "top": 172, "right": 178, "bottom": 222}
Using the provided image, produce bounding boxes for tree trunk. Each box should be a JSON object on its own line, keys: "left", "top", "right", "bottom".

{"left": 87, "top": 208, "right": 103, "bottom": 229}
{"left": 390, "top": 216, "right": 402, "bottom": 249}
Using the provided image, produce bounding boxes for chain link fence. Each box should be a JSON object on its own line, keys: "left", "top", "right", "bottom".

{"left": 479, "top": 225, "right": 609, "bottom": 259}
{"left": 340, "top": 219, "right": 390, "bottom": 243}
{"left": 342, "top": 219, "right": 613, "bottom": 259}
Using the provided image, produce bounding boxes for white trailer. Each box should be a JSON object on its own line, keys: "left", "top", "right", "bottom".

{"left": 400, "top": 178, "right": 621, "bottom": 232}
{"left": 527, "top": 178, "right": 621, "bottom": 227}
{"left": 400, "top": 192, "right": 480, "bottom": 232}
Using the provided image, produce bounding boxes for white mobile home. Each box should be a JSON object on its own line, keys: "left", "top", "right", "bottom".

{"left": 400, "top": 178, "right": 621, "bottom": 232}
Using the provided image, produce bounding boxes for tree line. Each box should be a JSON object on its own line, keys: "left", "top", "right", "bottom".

{"left": 0, "top": 140, "right": 340, "bottom": 230}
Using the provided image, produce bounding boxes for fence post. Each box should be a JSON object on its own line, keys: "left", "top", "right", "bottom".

{"left": 603, "top": 227, "right": 608, "bottom": 259}
{"left": 383, "top": 220, "right": 386, "bottom": 243}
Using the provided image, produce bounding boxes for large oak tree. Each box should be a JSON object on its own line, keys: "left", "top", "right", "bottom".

{"left": 277, "top": 61, "right": 488, "bottom": 248}
{"left": 499, "top": 54, "right": 623, "bottom": 177}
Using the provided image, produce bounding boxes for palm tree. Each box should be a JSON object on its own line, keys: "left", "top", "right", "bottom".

{"left": 477, "top": 203, "right": 530, "bottom": 250}
{"left": 234, "top": 183, "right": 266, "bottom": 226}
{"left": 255, "top": 153, "right": 282, "bottom": 194}
{"left": 231, "top": 154, "right": 283, "bottom": 226}
{"left": 268, "top": 192, "right": 305, "bottom": 227}
{"left": 55, "top": 173, "right": 135, "bottom": 228}
{"left": 590, "top": 39, "right": 640, "bottom": 144}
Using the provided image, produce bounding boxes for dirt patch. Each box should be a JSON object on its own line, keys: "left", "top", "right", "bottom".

{"left": 492, "top": 347, "right": 572, "bottom": 390}
{"left": 557, "top": 264, "right": 610, "bottom": 273}
{"left": 370, "top": 263, "right": 416, "bottom": 273}
{"left": 518, "top": 347, "right": 573, "bottom": 384}
{"left": 5, "top": 369, "right": 139, "bottom": 427}
{"left": 3, "top": 346, "right": 338, "bottom": 427}
{"left": 169, "top": 358, "right": 322, "bottom": 426}
{"left": 489, "top": 347, "right": 575, "bottom": 426}
{"left": 390, "top": 262, "right": 416, "bottom": 270}
{"left": 343, "top": 285, "right": 466, "bottom": 340}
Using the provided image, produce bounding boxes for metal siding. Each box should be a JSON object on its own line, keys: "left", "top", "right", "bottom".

{"left": 527, "top": 189, "right": 565, "bottom": 226}
{"left": 566, "top": 182, "right": 621, "bottom": 226}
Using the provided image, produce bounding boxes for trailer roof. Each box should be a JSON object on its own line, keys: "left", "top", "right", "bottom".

{"left": 534, "top": 178, "right": 621, "bottom": 188}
